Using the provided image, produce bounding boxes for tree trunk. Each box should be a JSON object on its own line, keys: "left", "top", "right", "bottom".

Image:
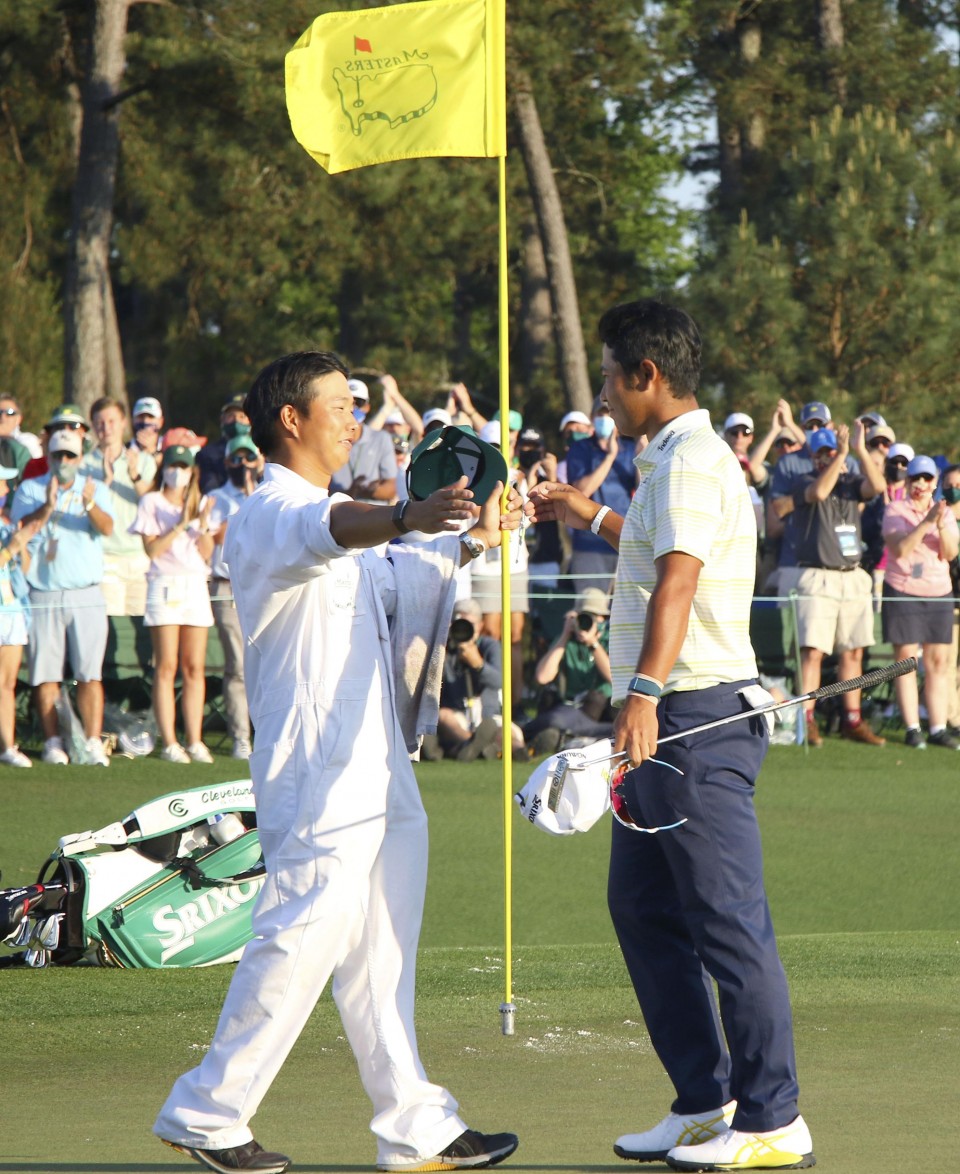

{"left": 63, "top": 0, "right": 130, "bottom": 416}
{"left": 818, "top": 0, "right": 847, "bottom": 105}
{"left": 514, "top": 220, "right": 553, "bottom": 397}
{"left": 513, "top": 77, "right": 593, "bottom": 416}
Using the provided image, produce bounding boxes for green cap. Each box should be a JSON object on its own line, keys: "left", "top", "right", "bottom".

{"left": 492, "top": 408, "right": 523, "bottom": 432}
{"left": 226, "top": 434, "right": 259, "bottom": 459}
{"left": 406, "top": 425, "right": 508, "bottom": 505}
{"left": 162, "top": 444, "right": 195, "bottom": 467}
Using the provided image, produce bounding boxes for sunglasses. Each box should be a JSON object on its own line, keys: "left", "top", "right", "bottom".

{"left": 134, "top": 420, "right": 159, "bottom": 430}
{"left": 726, "top": 426, "right": 753, "bottom": 437}
{"left": 908, "top": 473, "right": 935, "bottom": 483}
{"left": 774, "top": 437, "right": 795, "bottom": 448}
{"left": 608, "top": 757, "right": 689, "bottom": 834}
{"left": 54, "top": 421, "right": 85, "bottom": 431}
{"left": 889, "top": 458, "right": 908, "bottom": 468}
{"left": 49, "top": 452, "right": 80, "bottom": 461}
{"left": 227, "top": 454, "right": 258, "bottom": 465}
{"left": 867, "top": 438, "right": 891, "bottom": 450}
{"left": 0, "top": 407, "right": 19, "bottom": 417}
{"left": 352, "top": 398, "right": 367, "bottom": 409}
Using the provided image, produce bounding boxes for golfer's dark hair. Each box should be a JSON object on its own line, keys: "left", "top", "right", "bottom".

{"left": 245, "top": 351, "right": 349, "bottom": 455}
{"left": 598, "top": 299, "right": 701, "bottom": 398}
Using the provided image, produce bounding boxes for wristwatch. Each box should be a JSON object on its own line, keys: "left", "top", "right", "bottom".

{"left": 392, "top": 499, "right": 412, "bottom": 534}
{"left": 459, "top": 532, "right": 486, "bottom": 560}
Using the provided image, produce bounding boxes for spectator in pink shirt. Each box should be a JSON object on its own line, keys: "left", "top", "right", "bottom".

{"left": 882, "top": 455, "right": 960, "bottom": 749}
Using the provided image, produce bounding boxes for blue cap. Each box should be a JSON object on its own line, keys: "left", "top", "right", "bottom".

{"left": 800, "top": 401, "right": 831, "bottom": 426}
{"left": 808, "top": 427, "right": 838, "bottom": 453}
{"left": 906, "top": 455, "right": 938, "bottom": 480}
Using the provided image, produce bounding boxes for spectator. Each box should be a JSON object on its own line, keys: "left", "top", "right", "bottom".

{"left": 21, "top": 403, "right": 91, "bottom": 482}
{"left": 197, "top": 394, "right": 250, "bottom": 493}
{"left": 366, "top": 373, "right": 424, "bottom": 447}
{"left": 860, "top": 424, "right": 899, "bottom": 583}
{"left": 758, "top": 415, "right": 804, "bottom": 588}
{"left": 328, "top": 379, "right": 397, "bottom": 503}
{"left": 564, "top": 395, "right": 639, "bottom": 594}
{"left": 448, "top": 382, "right": 488, "bottom": 433}
{"left": 421, "top": 406, "right": 452, "bottom": 436}
{"left": 882, "top": 455, "right": 960, "bottom": 749}
{"left": 208, "top": 434, "right": 265, "bottom": 760}
{"left": 523, "top": 586, "right": 614, "bottom": 755}
{"left": 82, "top": 396, "right": 156, "bottom": 624}
{"left": 421, "top": 598, "right": 502, "bottom": 761}
{"left": 11, "top": 428, "right": 114, "bottom": 765}
{"left": 0, "top": 395, "right": 35, "bottom": 487}
{"left": 490, "top": 408, "right": 523, "bottom": 464}
{"left": 131, "top": 444, "right": 216, "bottom": 764}
{"left": 130, "top": 396, "right": 165, "bottom": 458}
{"left": 0, "top": 467, "right": 39, "bottom": 767}
{"left": 942, "top": 463, "right": 960, "bottom": 735}
{"left": 772, "top": 421, "right": 886, "bottom": 746}
{"left": 556, "top": 410, "right": 593, "bottom": 483}
{"left": 518, "top": 428, "right": 567, "bottom": 647}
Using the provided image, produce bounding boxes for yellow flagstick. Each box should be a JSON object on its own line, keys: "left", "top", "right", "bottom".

{"left": 496, "top": 147, "right": 515, "bottom": 1037}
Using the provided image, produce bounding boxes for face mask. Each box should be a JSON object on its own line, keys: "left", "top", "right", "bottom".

{"left": 593, "top": 415, "right": 615, "bottom": 440}
{"left": 163, "top": 467, "right": 192, "bottom": 490}
{"left": 352, "top": 408, "right": 366, "bottom": 423}
{"left": 885, "top": 461, "right": 907, "bottom": 483}
{"left": 563, "top": 431, "right": 589, "bottom": 451}
{"left": 943, "top": 486, "right": 960, "bottom": 505}
{"left": 51, "top": 458, "right": 77, "bottom": 486}
{"left": 516, "top": 447, "right": 543, "bottom": 472}
{"left": 227, "top": 466, "right": 248, "bottom": 488}
{"left": 222, "top": 420, "right": 246, "bottom": 441}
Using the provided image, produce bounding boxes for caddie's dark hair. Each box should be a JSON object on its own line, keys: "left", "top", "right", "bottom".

{"left": 245, "top": 350, "right": 349, "bottom": 455}
{"left": 598, "top": 299, "right": 702, "bottom": 398}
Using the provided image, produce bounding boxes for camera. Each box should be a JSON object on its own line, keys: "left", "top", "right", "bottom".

{"left": 448, "top": 617, "right": 476, "bottom": 649}
{"left": 577, "top": 612, "right": 596, "bottom": 631}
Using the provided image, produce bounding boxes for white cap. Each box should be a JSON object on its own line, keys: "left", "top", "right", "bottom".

{"left": 478, "top": 421, "right": 502, "bottom": 445}
{"left": 887, "top": 442, "right": 915, "bottom": 462}
{"left": 0, "top": 463, "right": 18, "bottom": 480}
{"left": 47, "top": 428, "right": 83, "bottom": 457}
{"left": 347, "top": 378, "right": 369, "bottom": 401}
{"left": 422, "top": 407, "right": 452, "bottom": 429}
{"left": 384, "top": 409, "right": 405, "bottom": 426}
{"left": 132, "top": 396, "right": 162, "bottom": 419}
{"left": 560, "top": 410, "right": 591, "bottom": 431}
{"left": 515, "top": 739, "right": 613, "bottom": 836}
{"left": 724, "top": 412, "right": 754, "bottom": 433}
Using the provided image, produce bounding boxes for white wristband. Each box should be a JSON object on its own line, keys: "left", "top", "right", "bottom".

{"left": 590, "top": 505, "right": 611, "bottom": 535}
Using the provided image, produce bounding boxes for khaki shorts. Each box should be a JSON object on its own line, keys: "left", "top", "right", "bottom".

{"left": 795, "top": 567, "right": 874, "bottom": 653}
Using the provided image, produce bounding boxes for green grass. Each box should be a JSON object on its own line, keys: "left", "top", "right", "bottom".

{"left": 1, "top": 742, "right": 958, "bottom": 1173}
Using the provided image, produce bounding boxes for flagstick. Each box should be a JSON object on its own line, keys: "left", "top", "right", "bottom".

{"left": 497, "top": 151, "right": 516, "bottom": 1038}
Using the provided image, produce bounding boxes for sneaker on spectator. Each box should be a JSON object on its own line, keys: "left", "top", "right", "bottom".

{"left": 904, "top": 726, "right": 927, "bottom": 749}
{"left": 160, "top": 742, "right": 191, "bottom": 764}
{"left": 842, "top": 721, "right": 885, "bottom": 746}
{"left": 42, "top": 736, "right": 69, "bottom": 765}
{"left": 86, "top": 735, "right": 110, "bottom": 767}
{"left": 0, "top": 745, "right": 32, "bottom": 768}
{"left": 927, "top": 728, "right": 960, "bottom": 750}
{"left": 186, "top": 741, "right": 215, "bottom": 764}
{"left": 232, "top": 738, "right": 252, "bottom": 760}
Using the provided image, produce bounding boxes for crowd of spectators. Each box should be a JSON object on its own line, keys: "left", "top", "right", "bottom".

{"left": 0, "top": 380, "right": 957, "bottom": 766}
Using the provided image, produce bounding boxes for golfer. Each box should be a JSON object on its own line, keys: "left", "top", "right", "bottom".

{"left": 154, "top": 351, "right": 520, "bottom": 1174}
{"left": 525, "top": 300, "right": 814, "bottom": 1172}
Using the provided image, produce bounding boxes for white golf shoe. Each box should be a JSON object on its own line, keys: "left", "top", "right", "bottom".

{"left": 614, "top": 1102, "right": 736, "bottom": 1162}
{"left": 186, "top": 742, "right": 214, "bottom": 764}
{"left": 666, "top": 1114, "right": 814, "bottom": 1170}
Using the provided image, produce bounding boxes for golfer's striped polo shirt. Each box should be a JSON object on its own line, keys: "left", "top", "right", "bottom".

{"left": 609, "top": 408, "right": 759, "bottom": 702}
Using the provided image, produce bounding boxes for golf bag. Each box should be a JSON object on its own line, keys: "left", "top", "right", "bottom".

{"left": 0, "top": 781, "right": 265, "bottom": 969}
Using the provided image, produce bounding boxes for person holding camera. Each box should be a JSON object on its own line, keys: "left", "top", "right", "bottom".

{"left": 523, "top": 587, "right": 614, "bottom": 755}
{"left": 422, "top": 599, "right": 502, "bottom": 761}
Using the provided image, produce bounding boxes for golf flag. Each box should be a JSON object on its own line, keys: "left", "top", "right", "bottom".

{"left": 286, "top": 0, "right": 506, "bottom": 174}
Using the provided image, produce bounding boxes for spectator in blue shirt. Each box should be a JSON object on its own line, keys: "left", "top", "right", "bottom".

{"left": 11, "top": 428, "right": 114, "bottom": 765}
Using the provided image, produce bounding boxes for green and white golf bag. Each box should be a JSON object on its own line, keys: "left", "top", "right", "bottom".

{"left": 0, "top": 782, "right": 265, "bottom": 969}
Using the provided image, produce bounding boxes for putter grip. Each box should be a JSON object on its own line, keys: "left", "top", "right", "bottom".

{"left": 811, "top": 657, "right": 917, "bottom": 701}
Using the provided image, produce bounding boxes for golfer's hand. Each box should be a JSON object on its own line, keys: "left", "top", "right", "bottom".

{"left": 613, "top": 695, "right": 660, "bottom": 767}
{"left": 524, "top": 481, "right": 597, "bottom": 530}
{"left": 470, "top": 482, "right": 523, "bottom": 549}
{"left": 407, "top": 476, "right": 475, "bottom": 533}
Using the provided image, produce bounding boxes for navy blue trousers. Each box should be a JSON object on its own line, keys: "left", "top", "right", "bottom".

{"left": 607, "top": 680, "right": 800, "bottom": 1133}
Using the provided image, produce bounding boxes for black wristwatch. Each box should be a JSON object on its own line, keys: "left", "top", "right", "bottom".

{"left": 392, "top": 499, "right": 412, "bottom": 534}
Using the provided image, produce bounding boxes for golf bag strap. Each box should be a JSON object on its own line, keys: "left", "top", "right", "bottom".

{"left": 176, "top": 856, "right": 266, "bottom": 891}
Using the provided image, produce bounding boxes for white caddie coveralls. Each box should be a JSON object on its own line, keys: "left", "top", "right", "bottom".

{"left": 154, "top": 463, "right": 468, "bottom": 1166}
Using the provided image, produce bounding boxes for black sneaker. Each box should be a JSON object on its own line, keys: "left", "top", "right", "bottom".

{"left": 927, "top": 729, "right": 960, "bottom": 750}
{"left": 905, "top": 726, "right": 927, "bottom": 749}
{"left": 378, "top": 1129, "right": 519, "bottom": 1171}
{"left": 161, "top": 1137, "right": 291, "bottom": 1174}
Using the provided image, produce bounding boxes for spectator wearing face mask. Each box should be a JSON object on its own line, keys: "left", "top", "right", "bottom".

{"left": 129, "top": 397, "right": 165, "bottom": 458}
{"left": 563, "top": 396, "right": 640, "bottom": 595}
{"left": 11, "top": 428, "right": 115, "bottom": 765}
{"left": 130, "top": 444, "right": 216, "bottom": 764}
{"left": 197, "top": 395, "right": 251, "bottom": 494}
{"left": 556, "top": 410, "right": 592, "bottom": 483}
{"left": 206, "top": 435, "right": 265, "bottom": 760}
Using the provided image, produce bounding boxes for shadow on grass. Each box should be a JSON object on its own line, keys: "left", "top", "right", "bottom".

{"left": 0, "top": 1167, "right": 640, "bottom": 1174}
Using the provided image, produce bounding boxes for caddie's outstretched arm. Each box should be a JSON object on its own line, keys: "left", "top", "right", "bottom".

{"left": 524, "top": 480, "right": 624, "bottom": 551}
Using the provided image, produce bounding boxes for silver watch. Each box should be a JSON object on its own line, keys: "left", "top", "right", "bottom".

{"left": 459, "top": 532, "right": 486, "bottom": 560}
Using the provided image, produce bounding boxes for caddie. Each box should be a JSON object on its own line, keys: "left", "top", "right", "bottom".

{"left": 154, "top": 351, "right": 521, "bottom": 1174}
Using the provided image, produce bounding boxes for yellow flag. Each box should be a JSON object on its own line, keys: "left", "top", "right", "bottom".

{"left": 286, "top": 0, "right": 506, "bottom": 174}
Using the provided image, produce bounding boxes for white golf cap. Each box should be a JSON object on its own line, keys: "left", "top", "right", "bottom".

{"left": 514, "top": 739, "right": 613, "bottom": 836}
{"left": 47, "top": 428, "right": 84, "bottom": 457}
{"left": 560, "top": 410, "right": 591, "bottom": 431}
{"left": 384, "top": 409, "right": 405, "bottom": 426}
{"left": 347, "top": 378, "right": 369, "bottom": 401}
{"left": 723, "top": 412, "right": 754, "bottom": 433}
{"left": 132, "top": 396, "right": 163, "bottom": 419}
{"left": 422, "top": 407, "right": 452, "bottom": 429}
{"left": 888, "top": 442, "right": 915, "bottom": 462}
{"left": 478, "top": 421, "right": 502, "bottom": 445}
